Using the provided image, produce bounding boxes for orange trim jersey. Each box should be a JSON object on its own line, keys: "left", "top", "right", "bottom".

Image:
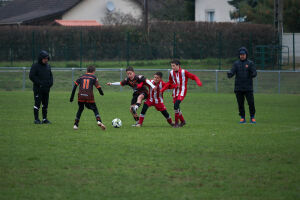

{"left": 74, "top": 73, "right": 101, "bottom": 103}
{"left": 120, "top": 75, "right": 148, "bottom": 94}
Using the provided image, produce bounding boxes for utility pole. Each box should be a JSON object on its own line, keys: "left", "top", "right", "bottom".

{"left": 274, "top": 0, "right": 283, "bottom": 68}
{"left": 274, "top": 0, "right": 283, "bottom": 43}
{"left": 144, "top": 0, "right": 148, "bottom": 35}
{"left": 144, "top": 0, "right": 148, "bottom": 30}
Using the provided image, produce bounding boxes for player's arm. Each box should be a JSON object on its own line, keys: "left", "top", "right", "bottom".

{"left": 95, "top": 80, "right": 104, "bottom": 96}
{"left": 227, "top": 63, "right": 237, "bottom": 78}
{"left": 137, "top": 81, "right": 144, "bottom": 89}
{"left": 107, "top": 82, "right": 121, "bottom": 86}
{"left": 146, "top": 79, "right": 155, "bottom": 89}
{"left": 107, "top": 78, "right": 128, "bottom": 86}
{"left": 249, "top": 62, "right": 257, "bottom": 78}
{"left": 29, "top": 64, "right": 40, "bottom": 85}
{"left": 186, "top": 71, "right": 202, "bottom": 87}
{"left": 70, "top": 82, "right": 78, "bottom": 102}
{"left": 49, "top": 68, "right": 53, "bottom": 87}
{"left": 97, "top": 87, "right": 104, "bottom": 96}
{"left": 161, "top": 74, "right": 173, "bottom": 93}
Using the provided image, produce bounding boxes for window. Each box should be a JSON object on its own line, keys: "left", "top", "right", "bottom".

{"left": 0, "top": 0, "right": 13, "bottom": 7}
{"left": 205, "top": 10, "right": 215, "bottom": 22}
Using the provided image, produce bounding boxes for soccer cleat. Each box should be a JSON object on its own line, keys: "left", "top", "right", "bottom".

{"left": 73, "top": 125, "right": 78, "bottom": 130}
{"left": 34, "top": 119, "right": 42, "bottom": 124}
{"left": 131, "top": 105, "right": 139, "bottom": 114}
{"left": 42, "top": 119, "right": 51, "bottom": 124}
{"left": 169, "top": 122, "right": 175, "bottom": 127}
{"left": 239, "top": 118, "right": 246, "bottom": 123}
{"left": 132, "top": 121, "right": 139, "bottom": 127}
{"left": 97, "top": 121, "right": 106, "bottom": 130}
{"left": 134, "top": 123, "right": 142, "bottom": 127}
{"left": 134, "top": 105, "right": 139, "bottom": 112}
{"left": 250, "top": 118, "right": 256, "bottom": 124}
{"left": 179, "top": 121, "right": 186, "bottom": 127}
{"left": 173, "top": 123, "right": 180, "bottom": 128}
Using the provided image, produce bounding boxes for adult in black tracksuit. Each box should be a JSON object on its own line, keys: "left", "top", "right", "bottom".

{"left": 29, "top": 50, "right": 53, "bottom": 124}
{"left": 228, "top": 47, "right": 257, "bottom": 123}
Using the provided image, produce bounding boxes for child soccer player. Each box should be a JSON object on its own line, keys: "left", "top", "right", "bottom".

{"left": 161, "top": 59, "right": 202, "bottom": 128}
{"left": 107, "top": 66, "right": 155, "bottom": 126}
{"left": 135, "top": 72, "right": 174, "bottom": 127}
{"left": 69, "top": 65, "right": 106, "bottom": 130}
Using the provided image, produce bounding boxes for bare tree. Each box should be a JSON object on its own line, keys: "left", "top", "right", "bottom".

{"left": 102, "top": 11, "right": 142, "bottom": 25}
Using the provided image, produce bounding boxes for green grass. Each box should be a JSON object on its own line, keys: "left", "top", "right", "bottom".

{"left": 0, "top": 58, "right": 235, "bottom": 69}
{"left": 0, "top": 91, "right": 300, "bottom": 200}
{"left": 1, "top": 58, "right": 299, "bottom": 70}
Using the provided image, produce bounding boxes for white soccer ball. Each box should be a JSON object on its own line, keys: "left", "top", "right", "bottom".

{"left": 112, "top": 118, "right": 122, "bottom": 128}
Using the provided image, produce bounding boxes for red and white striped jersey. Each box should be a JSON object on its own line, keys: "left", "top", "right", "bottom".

{"left": 146, "top": 79, "right": 166, "bottom": 104}
{"left": 163, "top": 67, "right": 202, "bottom": 100}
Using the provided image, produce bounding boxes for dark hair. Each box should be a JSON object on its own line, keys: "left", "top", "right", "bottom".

{"left": 126, "top": 66, "right": 134, "bottom": 72}
{"left": 170, "top": 59, "right": 180, "bottom": 65}
{"left": 154, "top": 71, "right": 163, "bottom": 78}
{"left": 87, "top": 65, "right": 96, "bottom": 73}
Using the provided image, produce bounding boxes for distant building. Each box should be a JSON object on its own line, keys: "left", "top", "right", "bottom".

{"left": 195, "top": 0, "right": 235, "bottom": 22}
{"left": 0, "top": 0, "right": 13, "bottom": 7}
{"left": 0, "top": 0, "right": 142, "bottom": 26}
{"left": 62, "top": 0, "right": 142, "bottom": 25}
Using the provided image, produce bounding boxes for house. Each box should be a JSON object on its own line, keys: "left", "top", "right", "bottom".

{"left": 195, "top": 0, "right": 236, "bottom": 22}
{"left": 0, "top": 0, "right": 143, "bottom": 25}
{"left": 62, "top": 0, "right": 142, "bottom": 25}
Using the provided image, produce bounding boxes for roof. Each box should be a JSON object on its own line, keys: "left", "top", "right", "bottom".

{"left": 0, "top": 0, "right": 82, "bottom": 25}
{"left": 55, "top": 20, "right": 101, "bottom": 26}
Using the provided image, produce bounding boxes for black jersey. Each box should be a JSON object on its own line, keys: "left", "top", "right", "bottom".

{"left": 121, "top": 75, "right": 148, "bottom": 94}
{"left": 74, "top": 73, "right": 101, "bottom": 103}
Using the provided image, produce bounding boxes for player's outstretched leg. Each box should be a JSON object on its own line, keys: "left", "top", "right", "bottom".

{"left": 74, "top": 102, "right": 84, "bottom": 130}
{"left": 73, "top": 119, "right": 79, "bottom": 130}
{"left": 130, "top": 105, "right": 139, "bottom": 126}
{"left": 161, "top": 110, "right": 174, "bottom": 127}
{"left": 88, "top": 103, "right": 105, "bottom": 131}
{"left": 95, "top": 115, "right": 106, "bottom": 130}
{"left": 97, "top": 121, "right": 106, "bottom": 130}
{"left": 173, "top": 100, "right": 182, "bottom": 128}
{"left": 135, "top": 104, "right": 149, "bottom": 127}
{"left": 178, "top": 111, "right": 186, "bottom": 127}
{"left": 33, "top": 106, "right": 42, "bottom": 124}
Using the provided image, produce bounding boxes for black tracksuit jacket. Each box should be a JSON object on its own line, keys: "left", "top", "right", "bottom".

{"left": 227, "top": 47, "right": 257, "bottom": 92}
{"left": 29, "top": 54, "right": 53, "bottom": 90}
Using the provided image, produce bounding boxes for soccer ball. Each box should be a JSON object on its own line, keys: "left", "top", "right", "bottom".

{"left": 112, "top": 118, "right": 122, "bottom": 128}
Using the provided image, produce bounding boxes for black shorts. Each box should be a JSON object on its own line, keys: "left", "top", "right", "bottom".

{"left": 78, "top": 102, "right": 98, "bottom": 110}
{"left": 131, "top": 92, "right": 148, "bottom": 105}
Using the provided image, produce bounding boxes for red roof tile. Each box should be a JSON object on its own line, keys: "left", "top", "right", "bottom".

{"left": 55, "top": 20, "right": 101, "bottom": 26}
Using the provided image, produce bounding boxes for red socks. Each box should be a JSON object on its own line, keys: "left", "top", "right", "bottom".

{"left": 175, "top": 112, "right": 179, "bottom": 125}
{"left": 179, "top": 112, "right": 185, "bottom": 122}
{"left": 175, "top": 112, "right": 185, "bottom": 125}
{"left": 138, "top": 115, "right": 145, "bottom": 125}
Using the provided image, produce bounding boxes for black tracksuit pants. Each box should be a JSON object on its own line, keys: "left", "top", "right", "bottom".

{"left": 76, "top": 102, "right": 100, "bottom": 120}
{"left": 33, "top": 87, "right": 50, "bottom": 120}
{"left": 235, "top": 91, "right": 255, "bottom": 118}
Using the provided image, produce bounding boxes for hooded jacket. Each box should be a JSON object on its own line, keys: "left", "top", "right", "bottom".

{"left": 29, "top": 51, "right": 53, "bottom": 89}
{"left": 227, "top": 47, "right": 257, "bottom": 92}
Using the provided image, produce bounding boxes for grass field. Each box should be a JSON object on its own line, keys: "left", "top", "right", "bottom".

{"left": 1, "top": 58, "right": 299, "bottom": 70}
{"left": 0, "top": 91, "right": 300, "bottom": 200}
{"left": 0, "top": 58, "right": 235, "bottom": 69}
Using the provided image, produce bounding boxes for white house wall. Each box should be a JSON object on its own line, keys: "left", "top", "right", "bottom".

{"left": 195, "top": 0, "right": 235, "bottom": 22}
{"left": 62, "top": 0, "right": 142, "bottom": 24}
{"left": 282, "top": 33, "right": 300, "bottom": 63}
